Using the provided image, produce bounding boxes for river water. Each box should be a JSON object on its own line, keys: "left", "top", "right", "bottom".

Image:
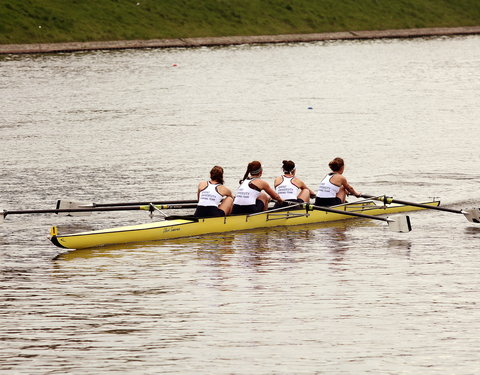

{"left": 1, "top": 35, "right": 480, "bottom": 374}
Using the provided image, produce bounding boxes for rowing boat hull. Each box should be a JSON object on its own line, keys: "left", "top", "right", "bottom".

{"left": 50, "top": 201, "right": 439, "bottom": 250}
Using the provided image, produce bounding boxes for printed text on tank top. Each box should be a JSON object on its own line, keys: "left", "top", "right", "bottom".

{"left": 198, "top": 181, "right": 224, "bottom": 206}
{"left": 316, "top": 173, "right": 341, "bottom": 198}
{"left": 233, "top": 178, "right": 262, "bottom": 206}
{"left": 275, "top": 176, "right": 300, "bottom": 200}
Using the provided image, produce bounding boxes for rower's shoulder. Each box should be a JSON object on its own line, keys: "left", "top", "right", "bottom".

{"left": 218, "top": 184, "right": 233, "bottom": 195}
{"left": 254, "top": 178, "right": 271, "bottom": 189}
{"left": 274, "top": 175, "right": 283, "bottom": 185}
{"left": 334, "top": 174, "right": 349, "bottom": 186}
{"left": 292, "top": 176, "right": 306, "bottom": 186}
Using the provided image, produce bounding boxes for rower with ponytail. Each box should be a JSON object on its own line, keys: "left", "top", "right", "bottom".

{"left": 232, "top": 161, "right": 283, "bottom": 214}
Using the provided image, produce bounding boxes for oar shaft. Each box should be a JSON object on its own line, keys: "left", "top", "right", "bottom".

{"left": 307, "top": 204, "right": 390, "bottom": 222}
{"left": 79, "top": 199, "right": 198, "bottom": 207}
{"left": 361, "top": 194, "right": 462, "bottom": 214}
{"left": 3, "top": 203, "right": 198, "bottom": 218}
{"left": 280, "top": 201, "right": 390, "bottom": 222}
{"left": 151, "top": 204, "right": 197, "bottom": 210}
{"left": 301, "top": 202, "right": 411, "bottom": 232}
{"left": 4, "top": 206, "right": 142, "bottom": 217}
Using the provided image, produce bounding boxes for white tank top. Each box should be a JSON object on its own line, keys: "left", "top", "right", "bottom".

{"left": 275, "top": 176, "right": 299, "bottom": 200}
{"left": 233, "top": 178, "right": 261, "bottom": 205}
{"left": 316, "top": 173, "right": 340, "bottom": 198}
{"left": 198, "top": 182, "right": 224, "bottom": 206}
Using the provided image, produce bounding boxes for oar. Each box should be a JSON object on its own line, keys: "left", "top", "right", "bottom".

{"left": 2, "top": 203, "right": 198, "bottom": 220}
{"left": 55, "top": 199, "right": 198, "bottom": 216}
{"left": 282, "top": 201, "right": 412, "bottom": 232}
{"left": 56, "top": 198, "right": 197, "bottom": 208}
{"left": 361, "top": 194, "right": 480, "bottom": 224}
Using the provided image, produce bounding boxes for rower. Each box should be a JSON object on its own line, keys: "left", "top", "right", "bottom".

{"left": 194, "top": 166, "right": 234, "bottom": 217}
{"left": 232, "top": 161, "right": 283, "bottom": 214}
{"left": 273, "top": 160, "right": 315, "bottom": 208}
{"left": 315, "top": 157, "right": 361, "bottom": 206}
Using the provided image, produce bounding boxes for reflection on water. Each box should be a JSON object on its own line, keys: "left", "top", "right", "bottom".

{"left": 386, "top": 239, "right": 413, "bottom": 258}
{"left": 324, "top": 225, "right": 350, "bottom": 267}
{"left": 54, "top": 219, "right": 361, "bottom": 261}
{"left": 464, "top": 226, "right": 480, "bottom": 237}
{"left": 386, "top": 238, "right": 412, "bottom": 250}
{"left": 2, "top": 36, "right": 480, "bottom": 374}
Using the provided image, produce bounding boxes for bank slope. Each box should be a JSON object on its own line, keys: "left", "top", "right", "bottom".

{"left": 1, "top": 0, "right": 480, "bottom": 44}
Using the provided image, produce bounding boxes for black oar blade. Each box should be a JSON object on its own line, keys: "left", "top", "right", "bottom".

{"left": 464, "top": 208, "right": 480, "bottom": 223}
{"left": 387, "top": 215, "right": 412, "bottom": 233}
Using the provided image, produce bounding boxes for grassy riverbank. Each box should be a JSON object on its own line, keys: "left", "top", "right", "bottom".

{"left": 1, "top": 0, "right": 480, "bottom": 44}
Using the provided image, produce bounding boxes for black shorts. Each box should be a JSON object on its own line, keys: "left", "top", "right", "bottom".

{"left": 194, "top": 206, "right": 225, "bottom": 218}
{"left": 315, "top": 197, "right": 342, "bottom": 207}
{"left": 231, "top": 199, "right": 264, "bottom": 214}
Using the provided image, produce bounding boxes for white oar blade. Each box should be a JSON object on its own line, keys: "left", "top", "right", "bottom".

{"left": 463, "top": 208, "right": 480, "bottom": 223}
{"left": 387, "top": 215, "right": 412, "bottom": 233}
{"left": 56, "top": 200, "right": 92, "bottom": 216}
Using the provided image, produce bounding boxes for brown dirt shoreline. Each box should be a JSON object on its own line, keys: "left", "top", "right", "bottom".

{"left": 1, "top": 26, "right": 480, "bottom": 54}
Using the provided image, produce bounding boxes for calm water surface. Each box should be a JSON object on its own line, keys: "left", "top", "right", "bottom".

{"left": 1, "top": 36, "right": 480, "bottom": 374}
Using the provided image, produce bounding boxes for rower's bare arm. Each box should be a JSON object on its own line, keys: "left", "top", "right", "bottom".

{"left": 293, "top": 177, "right": 304, "bottom": 189}
{"left": 344, "top": 179, "right": 361, "bottom": 197}
{"left": 260, "top": 180, "right": 283, "bottom": 202}
{"left": 221, "top": 186, "right": 234, "bottom": 198}
{"left": 295, "top": 178, "right": 315, "bottom": 197}
{"left": 273, "top": 176, "right": 282, "bottom": 188}
{"left": 197, "top": 181, "right": 207, "bottom": 198}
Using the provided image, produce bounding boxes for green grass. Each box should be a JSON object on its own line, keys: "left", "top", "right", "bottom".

{"left": 1, "top": 0, "right": 480, "bottom": 44}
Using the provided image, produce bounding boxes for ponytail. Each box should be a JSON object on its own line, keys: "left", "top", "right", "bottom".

{"left": 239, "top": 160, "right": 262, "bottom": 184}
{"left": 239, "top": 169, "right": 249, "bottom": 185}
